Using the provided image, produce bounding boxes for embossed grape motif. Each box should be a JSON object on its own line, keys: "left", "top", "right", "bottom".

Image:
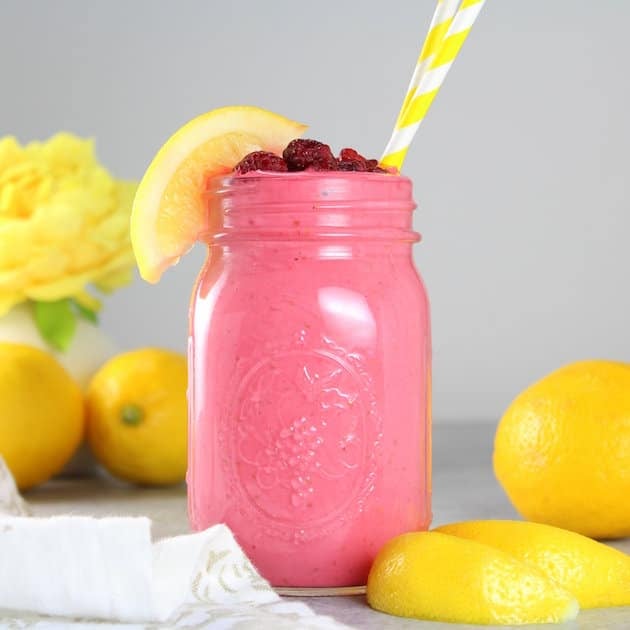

{"left": 234, "top": 348, "right": 374, "bottom": 528}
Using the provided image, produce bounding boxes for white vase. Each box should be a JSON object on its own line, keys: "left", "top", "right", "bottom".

{"left": 0, "top": 303, "right": 118, "bottom": 476}
{"left": 0, "top": 303, "right": 117, "bottom": 388}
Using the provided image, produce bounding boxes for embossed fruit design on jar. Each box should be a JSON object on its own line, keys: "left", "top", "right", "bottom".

{"left": 188, "top": 169, "right": 431, "bottom": 589}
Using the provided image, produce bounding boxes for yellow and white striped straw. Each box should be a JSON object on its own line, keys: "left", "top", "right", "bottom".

{"left": 381, "top": 0, "right": 486, "bottom": 170}
{"left": 394, "top": 0, "right": 461, "bottom": 128}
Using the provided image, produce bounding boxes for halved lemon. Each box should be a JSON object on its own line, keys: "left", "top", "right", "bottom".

{"left": 131, "top": 106, "right": 307, "bottom": 282}
{"left": 367, "top": 531, "right": 578, "bottom": 625}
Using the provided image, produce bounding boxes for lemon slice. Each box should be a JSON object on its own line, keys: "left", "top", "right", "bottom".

{"left": 131, "top": 106, "right": 307, "bottom": 282}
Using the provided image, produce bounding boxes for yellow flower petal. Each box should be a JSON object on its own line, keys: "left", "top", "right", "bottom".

{"left": 0, "top": 132, "right": 138, "bottom": 309}
{"left": 0, "top": 291, "right": 23, "bottom": 317}
{"left": 94, "top": 265, "right": 133, "bottom": 293}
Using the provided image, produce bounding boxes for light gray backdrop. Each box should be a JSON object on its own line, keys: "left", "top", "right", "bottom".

{"left": 1, "top": 1, "right": 628, "bottom": 422}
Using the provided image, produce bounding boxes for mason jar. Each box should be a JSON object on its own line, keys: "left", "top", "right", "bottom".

{"left": 188, "top": 171, "right": 431, "bottom": 591}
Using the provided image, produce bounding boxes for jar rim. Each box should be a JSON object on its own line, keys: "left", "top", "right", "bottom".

{"left": 202, "top": 171, "right": 419, "bottom": 244}
{"left": 209, "top": 170, "right": 412, "bottom": 183}
{"left": 205, "top": 171, "right": 416, "bottom": 212}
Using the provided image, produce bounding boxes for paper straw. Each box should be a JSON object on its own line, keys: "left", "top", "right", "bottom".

{"left": 395, "top": 0, "right": 461, "bottom": 127}
{"left": 381, "top": 0, "right": 486, "bottom": 169}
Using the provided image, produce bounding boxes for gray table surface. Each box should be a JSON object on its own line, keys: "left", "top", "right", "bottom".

{"left": 25, "top": 422, "right": 630, "bottom": 629}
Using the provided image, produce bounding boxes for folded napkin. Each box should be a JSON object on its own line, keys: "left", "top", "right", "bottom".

{"left": 0, "top": 457, "right": 351, "bottom": 629}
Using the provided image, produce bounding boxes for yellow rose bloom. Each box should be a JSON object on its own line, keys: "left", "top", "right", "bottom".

{"left": 0, "top": 133, "right": 137, "bottom": 316}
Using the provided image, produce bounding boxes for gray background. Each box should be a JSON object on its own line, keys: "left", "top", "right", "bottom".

{"left": 1, "top": 1, "right": 628, "bottom": 422}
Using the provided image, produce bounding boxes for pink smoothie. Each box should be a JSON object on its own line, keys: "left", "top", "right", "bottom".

{"left": 188, "top": 172, "right": 431, "bottom": 588}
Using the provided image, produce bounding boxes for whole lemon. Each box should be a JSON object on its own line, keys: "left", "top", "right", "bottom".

{"left": 0, "top": 342, "right": 84, "bottom": 490}
{"left": 86, "top": 348, "right": 187, "bottom": 485}
{"left": 494, "top": 360, "right": 630, "bottom": 539}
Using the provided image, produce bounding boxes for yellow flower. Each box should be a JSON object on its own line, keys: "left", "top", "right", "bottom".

{"left": 0, "top": 133, "right": 137, "bottom": 316}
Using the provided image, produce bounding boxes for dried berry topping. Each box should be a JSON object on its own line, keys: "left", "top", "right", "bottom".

{"left": 337, "top": 159, "right": 368, "bottom": 171}
{"left": 232, "top": 142, "right": 390, "bottom": 175}
{"left": 283, "top": 139, "right": 337, "bottom": 171}
{"left": 338, "top": 149, "right": 383, "bottom": 172}
{"left": 339, "top": 148, "right": 366, "bottom": 163}
{"left": 233, "top": 151, "right": 288, "bottom": 174}
{"left": 337, "top": 148, "right": 366, "bottom": 171}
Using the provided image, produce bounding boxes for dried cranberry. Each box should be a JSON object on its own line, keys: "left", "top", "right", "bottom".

{"left": 339, "top": 148, "right": 367, "bottom": 163}
{"left": 337, "top": 159, "right": 368, "bottom": 171}
{"left": 234, "top": 151, "right": 287, "bottom": 174}
{"left": 283, "top": 139, "right": 337, "bottom": 171}
{"left": 338, "top": 149, "right": 384, "bottom": 172}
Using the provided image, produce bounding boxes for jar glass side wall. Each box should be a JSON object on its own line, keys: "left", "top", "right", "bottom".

{"left": 188, "top": 239, "right": 430, "bottom": 588}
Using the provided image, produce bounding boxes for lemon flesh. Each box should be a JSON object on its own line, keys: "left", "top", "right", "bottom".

{"left": 131, "top": 106, "right": 307, "bottom": 282}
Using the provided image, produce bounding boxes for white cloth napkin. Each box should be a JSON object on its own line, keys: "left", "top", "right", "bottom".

{"left": 0, "top": 457, "right": 352, "bottom": 629}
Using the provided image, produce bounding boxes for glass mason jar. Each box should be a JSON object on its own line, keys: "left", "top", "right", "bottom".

{"left": 188, "top": 171, "right": 431, "bottom": 590}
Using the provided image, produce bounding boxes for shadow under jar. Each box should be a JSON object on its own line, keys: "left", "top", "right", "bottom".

{"left": 188, "top": 171, "right": 431, "bottom": 592}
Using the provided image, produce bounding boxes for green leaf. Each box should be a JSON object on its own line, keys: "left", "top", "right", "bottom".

{"left": 32, "top": 299, "right": 77, "bottom": 352}
{"left": 71, "top": 299, "right": 99, "bottom": 324}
